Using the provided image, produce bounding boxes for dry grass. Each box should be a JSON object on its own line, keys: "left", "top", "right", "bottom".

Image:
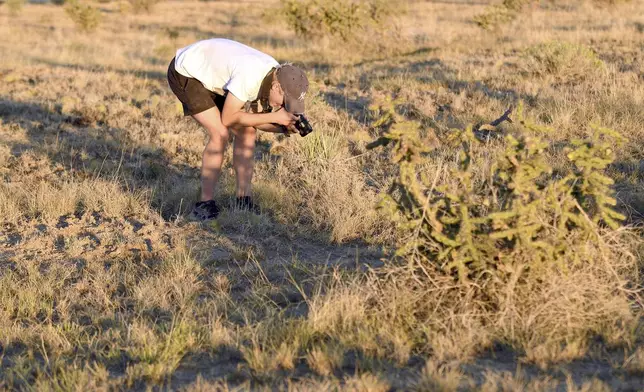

{"left": 0, "top": 0, "right": 642, "bottom": 390}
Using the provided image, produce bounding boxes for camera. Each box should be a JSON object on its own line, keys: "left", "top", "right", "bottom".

{"left": 274, "top": 115, "right": 314, "bottom": 137}
{"left": 294, "top": 114, "right": 313, "bottom": 137}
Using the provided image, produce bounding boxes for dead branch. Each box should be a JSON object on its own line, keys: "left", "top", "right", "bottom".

{"left": 489, "top": 105, "right": 514, "bottom": 127}
{"left": 472, "top": 105, "right": 515, "bottom": 141}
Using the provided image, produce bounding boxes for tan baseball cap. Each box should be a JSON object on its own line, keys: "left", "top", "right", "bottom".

{"left": 277, "top": 65, "right": 309, "bottom": 114}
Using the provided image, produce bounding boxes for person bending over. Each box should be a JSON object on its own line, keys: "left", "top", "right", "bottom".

{"left": 167, "top": 38, "right": 309, "bottom": 220}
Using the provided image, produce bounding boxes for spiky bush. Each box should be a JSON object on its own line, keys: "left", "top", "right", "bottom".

{"left": 364, "top": 97, "right": 639, "bottom": 362}
{"left": 65, "top": 0, "right": 102, "bottom": 33}
{"left": 521, "top": 41, "right": 605, "bottom": 84}
{"left": 368, "top": 98, "right": 627, "bottom": 281}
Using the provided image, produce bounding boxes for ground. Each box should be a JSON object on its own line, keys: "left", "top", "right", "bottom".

{"left": 0, "top": 0, "right": 643, "bottom": 391}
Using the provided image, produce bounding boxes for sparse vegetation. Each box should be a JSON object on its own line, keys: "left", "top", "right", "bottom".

{"left": 475, "top": 0, "right": 634, "bottom": 29}
{"left": 0, "top": 0, "right": 642, "bottom": 390}
{"left": 593, "top": 0, "right": 633, "bottom": 5}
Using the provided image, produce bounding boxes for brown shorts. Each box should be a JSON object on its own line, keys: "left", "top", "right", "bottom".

{"left": 167, "top": 57, "right": 227, "bottom": 116}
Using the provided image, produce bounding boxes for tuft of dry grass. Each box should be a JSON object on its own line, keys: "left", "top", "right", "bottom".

{"left": 411, "top": 360, "right": 466, "bottom": 392}
{"left": 343, "top": 373, "right": 390, "bottom": 392}
{"left": 305, "top": 344, "right": 343, "bottom": 376}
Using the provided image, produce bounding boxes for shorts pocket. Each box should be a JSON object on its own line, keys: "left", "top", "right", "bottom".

{"left": 181, "top": 75, "right": 192, "bottom": 91}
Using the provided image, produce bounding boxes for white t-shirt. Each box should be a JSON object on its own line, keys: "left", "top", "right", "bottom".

{"left": 174, "top": 38, "right": 279, "bottom": 102}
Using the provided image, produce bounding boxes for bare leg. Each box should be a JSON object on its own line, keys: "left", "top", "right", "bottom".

{"left": 231, "top": 126, "right": 257, "bottom": 197}
{"left": 191, "top": 107, "right": 230, "bottom": 201}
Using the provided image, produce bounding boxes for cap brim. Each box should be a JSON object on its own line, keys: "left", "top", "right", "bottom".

{"left": 284, "top": 96, "right": 305, "bottom": 114}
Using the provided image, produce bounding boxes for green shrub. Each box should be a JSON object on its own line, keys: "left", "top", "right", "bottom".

{"left": 368, "top": 98, "right": 626, "bottom": 281}
{"left": 65, "top": 0, "right": 102, "bottom": 32}
{"left": 51, "top": 0, "right": 66, "bottom": 5}
{"left": 281, "top": 0, "right": 395, "bottom": 42}
{"left": 521, "top": 41, "right": 605, "bottom": 84}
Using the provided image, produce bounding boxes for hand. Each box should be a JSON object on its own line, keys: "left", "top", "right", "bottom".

{"left": 273, "top": 108, "right": 298, "bottom": 127}
{"left": 281, "top": 124, "right": 299, "bottom": 137}
{"left": 286, "top": 124, "right": 298, "bottom": 134}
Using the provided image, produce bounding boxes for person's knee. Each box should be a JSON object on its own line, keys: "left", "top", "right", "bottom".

{"left": 206, "top": 125, "right": 229, "bottom": 143}
{"left": 244, "top": 126, "right": 257, "bottom": 138}
{"left": 235, "top": 126, "right": 256, "bottom": 142}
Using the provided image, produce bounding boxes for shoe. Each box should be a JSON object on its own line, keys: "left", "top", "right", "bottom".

{"left": 234, "top": 196, "right": 260, "bottom": 214}
{"left": 190, "top": 200, "right": 220, "bottom": 221}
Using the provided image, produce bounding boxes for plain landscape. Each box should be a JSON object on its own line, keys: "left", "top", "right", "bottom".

{"left": 0, "top": 0, "right": 643, "bottom": 390}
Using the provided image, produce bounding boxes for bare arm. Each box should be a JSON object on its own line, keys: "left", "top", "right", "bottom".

{"left": 221, "top": 93, "right": 296, "bottom": 128}
{"left": 255, "top": 123, "right": 285, "bottom": 133}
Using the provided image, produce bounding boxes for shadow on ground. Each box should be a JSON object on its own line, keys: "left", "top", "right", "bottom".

{"left": 0, "top": 98, "right": 195, "bottom": 219}
{"left": 28, "top": 57, "right": 168, "bottom": 81}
